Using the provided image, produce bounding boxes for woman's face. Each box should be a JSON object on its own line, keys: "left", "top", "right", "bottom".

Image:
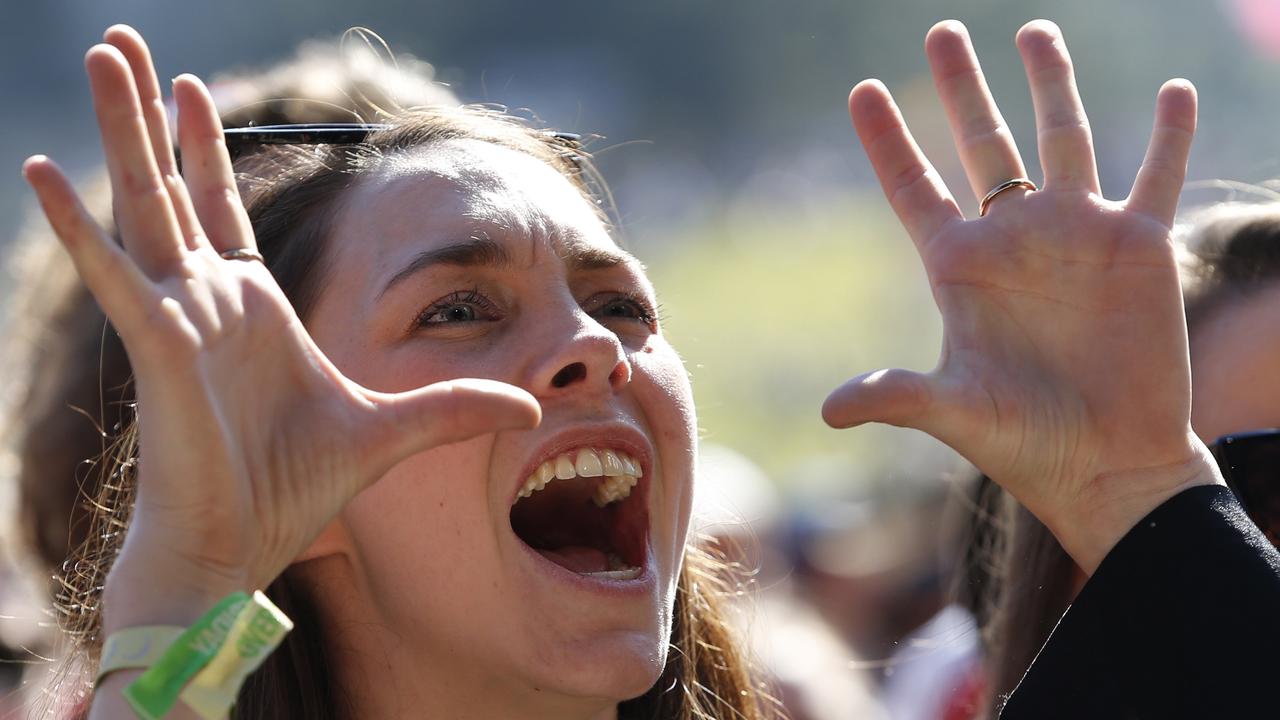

{"left": 1190, "top": 283, "right": 1280, "bottom": 442}
{"left": 303, "top": 138, "right": 697, "bottom": 713}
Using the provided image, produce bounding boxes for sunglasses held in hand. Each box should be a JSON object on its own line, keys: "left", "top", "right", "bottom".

{"left": 1210, "top": 429, "right": 1280, "bottom": 545}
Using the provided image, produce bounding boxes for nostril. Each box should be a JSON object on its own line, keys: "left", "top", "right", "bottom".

{"left": 551, "top": 362, "right": 587, "bottom": 389}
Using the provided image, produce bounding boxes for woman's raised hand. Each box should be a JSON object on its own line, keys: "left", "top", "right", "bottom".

{"left": 823, "top": 20, "right": 1219, "bottom": 573}
{"left": 22, "top": 26, "right": 541, "bottom": 623}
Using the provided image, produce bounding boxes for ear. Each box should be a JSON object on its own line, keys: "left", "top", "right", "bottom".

{"left": 295, "top": 517, "right": 355, "bottom": 564}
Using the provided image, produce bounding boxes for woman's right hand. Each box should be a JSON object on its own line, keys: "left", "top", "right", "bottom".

{"left": 22, "top": 26, "right": 541, "bottom": 627}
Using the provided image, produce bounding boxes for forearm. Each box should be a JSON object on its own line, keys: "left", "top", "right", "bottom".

{"left": 1003, "top": 484, "right": 1280, "bottom": 718}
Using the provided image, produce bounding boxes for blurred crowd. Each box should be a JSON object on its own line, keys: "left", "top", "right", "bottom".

{"left": 2, "top": 30, "right": 1278, "bottom": 720}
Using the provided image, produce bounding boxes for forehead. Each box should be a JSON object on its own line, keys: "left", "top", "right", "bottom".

{"left": 329, "top": 138, "right": 619, "bottom": 276}
{"left": 1191, "top": 285, "right": 1280, "bottom": 440}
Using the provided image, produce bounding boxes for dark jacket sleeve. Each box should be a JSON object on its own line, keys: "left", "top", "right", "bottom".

{"left": 1000, "top": 484, "right": 1280, "bottom": 719}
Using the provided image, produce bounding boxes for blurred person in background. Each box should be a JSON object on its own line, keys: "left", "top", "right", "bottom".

{"left": 694, "top": 444, "right": 891, "bottom": 720}
{"left": 790, "top": 487, "right": 953, "bottom": 670}
{"left": 791, "top": 479, "right": 982, "bottom": 720}
{"left": 14, "top": 16, "right": 1280, "bottom": 720}
{"left": 958, "top": 200, "right": 1280, "bottom": 715}
{"left": 0, "top": 32, "right": 457, "bottom": 710}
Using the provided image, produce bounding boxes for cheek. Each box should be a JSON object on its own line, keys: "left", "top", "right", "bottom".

{"left": 634, "top": 342, "right": 698, "bottom": 551}
{"left": 1192, "top": 340, "right": 1280, "bottom": 441}
{"left": 341, "top": 438, "right": 500, "bottom": 613}
{"left": 637, "top": 340, "right": 697, "bottom": 438}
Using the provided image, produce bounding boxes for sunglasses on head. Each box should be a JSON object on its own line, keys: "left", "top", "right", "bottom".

{"left": 222, "top": 123, "right": 389, "bottom": 161}
{"left": 1210, "top": 429, "right": 1280, "bottom": 546}
{"left": 217, "top": 123, "right": 584, "bottom": 163}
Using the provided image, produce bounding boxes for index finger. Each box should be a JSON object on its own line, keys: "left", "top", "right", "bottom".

{"left": 849, "top": 80, "right": 964, "bottom": 246}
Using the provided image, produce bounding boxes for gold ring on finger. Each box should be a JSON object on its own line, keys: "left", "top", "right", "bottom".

{"left": 979, "top": 178, "right": 1038, "bottom": 217}
{"left": 219, "top": 248, "right": 266, "bottom": 264}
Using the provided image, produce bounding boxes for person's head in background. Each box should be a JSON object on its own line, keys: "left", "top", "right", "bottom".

{"left": 1, "top": 32, "right": 459, "bottom": 582}
{"left": 957, "top": 200, "right": 1280, "bottom": 713}
{"left": 1181, "top": 202, "right": 1280, "bottom": 443}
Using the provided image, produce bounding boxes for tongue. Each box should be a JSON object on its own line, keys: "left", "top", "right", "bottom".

{"left": 537, "top": 545, "right": 610, "bottom": 573}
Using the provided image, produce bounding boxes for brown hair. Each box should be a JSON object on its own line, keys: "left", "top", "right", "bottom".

{"left": 47, "top": 106, "right": 780, "bottom": 720}
{"left": 953, "top": 475, "right": 1075, "bottom": 715}
{"left": 1179, "top": 202, "right": 1280, "bottom": 332}
{"left": 960, "top": 200, "right": 1280, "bottom": 716}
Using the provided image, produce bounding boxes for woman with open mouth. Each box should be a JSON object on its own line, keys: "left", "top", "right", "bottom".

{"left": 22, "top": 18, "right": 1279, "bottom": 720}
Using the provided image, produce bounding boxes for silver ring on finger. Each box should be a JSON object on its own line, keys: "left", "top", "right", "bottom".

{"left": 979, "top": 178, "right": 1038, "bottom": 217}
{"left": 219, "top": 248, "right": 266, "bottom": 264}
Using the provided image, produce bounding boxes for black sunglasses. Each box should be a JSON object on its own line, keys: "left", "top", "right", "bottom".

{"left": 1210, "top": 429, "right": 1280, "bottom": 545}
{"left": 223, "top": 123, "right": 390, "bottom": 160}
{"left": 218, "top": 123, "right": 583, "bottom": 163}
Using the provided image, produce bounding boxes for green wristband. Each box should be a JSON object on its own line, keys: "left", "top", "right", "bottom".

{"left": 122, "top": 591, "right": 250, "bottom": 720}
{"left": 181, "top": 591, "right": 294, "bottom": 719}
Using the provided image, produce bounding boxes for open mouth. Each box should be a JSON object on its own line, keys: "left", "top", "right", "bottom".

{"left": 510, "top": 447, "right": 649, "bottom": 580}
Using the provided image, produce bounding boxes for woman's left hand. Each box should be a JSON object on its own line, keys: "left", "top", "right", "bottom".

{"left": 823, "top": 20, "right": 1220, "bottom": 573}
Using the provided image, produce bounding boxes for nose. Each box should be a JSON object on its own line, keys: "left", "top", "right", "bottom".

{"left": 531, "top": 310, "right": 632, "bottom": 399}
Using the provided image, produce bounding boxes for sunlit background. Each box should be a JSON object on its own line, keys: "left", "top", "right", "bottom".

{"left": 2, "top": 1, "right": 1278, "bottom": 717}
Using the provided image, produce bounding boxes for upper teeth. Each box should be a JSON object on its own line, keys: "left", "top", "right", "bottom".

{"left": 517, "top": 448, "right": 643, "bottom": 507}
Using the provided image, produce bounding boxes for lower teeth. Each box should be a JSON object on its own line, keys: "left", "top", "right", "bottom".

{"left": 582, "top": 566, "right": 642, "bottom": 580}
{"left": 581, "top": 552, "right": 640, "bottom": 579}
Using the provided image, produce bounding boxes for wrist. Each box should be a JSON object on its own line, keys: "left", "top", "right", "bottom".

{"left": 103, "top": 545, "right": 249, "bottom": 635}
{"left": 1045, "top": 443, "right": 1224, "bottom": 575}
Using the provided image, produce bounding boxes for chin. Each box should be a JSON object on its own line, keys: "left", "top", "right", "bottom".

{"left": 528, "top": 626, "right": 671, "bottom": 702}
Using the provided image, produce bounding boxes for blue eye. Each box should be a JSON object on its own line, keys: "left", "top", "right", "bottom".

{"left": 429, "top": 305, "right": 478, "bottom": 323}
{"left": 416, "top": 290, "right": 498, "bottom": 327}
{"left": 588, "top": 292, "right": 659, "bottom": 329}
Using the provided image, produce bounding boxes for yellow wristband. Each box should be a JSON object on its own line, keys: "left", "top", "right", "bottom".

{"left": 180, "top": 590, "right": 294, "bottom": 719}
{"left": 96, "top": 626, "right": 186, "bottom": 687}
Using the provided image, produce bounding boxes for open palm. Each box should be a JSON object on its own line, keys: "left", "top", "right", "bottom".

{"left": 22, "top": 27, "right": 540, "bottom": 601}
{"left": 823, "top": 21, "right": 1216, "bottom": 571}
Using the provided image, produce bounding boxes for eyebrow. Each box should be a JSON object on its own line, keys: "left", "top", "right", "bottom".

{"left": 378, "top": 237, "right": 511, "bottom": 299}
{"left": 377, "top": 234, "right": 639, "bottom": 299}
{"left": 562, "top": 244, "right": 639, "bottom": 271}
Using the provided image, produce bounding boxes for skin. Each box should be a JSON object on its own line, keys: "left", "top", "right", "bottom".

{"left": 1060, "top": 283, "right": 1280, "bottom": 596}
{"left": 23, "top": 17, "right": 1224, "bottom": 720}
{"left": 296, "top": 140, "right": 697, "bottom": 718}
{"left": 1190, "top": 283, "right": 1280, "bottom": 443}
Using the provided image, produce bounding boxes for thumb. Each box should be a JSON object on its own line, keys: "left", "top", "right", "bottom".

{"left": 360, "top": 378, "right": 542, "bottom": 476}
{"left": 822, "top": 368, "right": 937, "bottom": 430}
